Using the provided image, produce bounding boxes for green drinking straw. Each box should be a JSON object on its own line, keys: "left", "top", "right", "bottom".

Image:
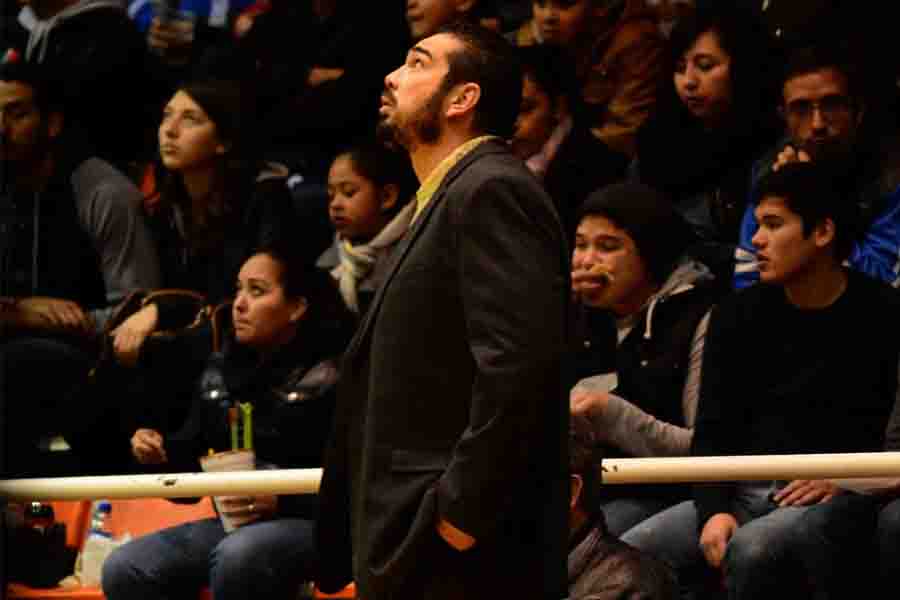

{"left": 228, "top": 406, "right": 239, "bottom": 451}
{"left": 240, "top": 403, "right": 254, "bottom": 450}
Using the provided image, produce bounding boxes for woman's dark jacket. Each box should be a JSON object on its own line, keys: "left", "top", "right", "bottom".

{"left": 146, "top": 170, "right": 298, "bottom": 329}
{"left": 165, "top": 303, "right": 342, "bottom": 518}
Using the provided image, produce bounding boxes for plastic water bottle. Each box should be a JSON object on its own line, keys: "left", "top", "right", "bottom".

{"left": 80, "top": 500, "right": 114, "bottom": 585}
{"left": 88, "top": 500, "right": 113, "bottom": 538}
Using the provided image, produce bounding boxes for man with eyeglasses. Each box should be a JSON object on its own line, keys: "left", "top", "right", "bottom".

{"left": 734, "top": 44, "right": 900, "bottom": 289}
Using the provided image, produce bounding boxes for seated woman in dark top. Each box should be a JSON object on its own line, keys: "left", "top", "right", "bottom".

{"left": 101, "top": 241, "right": 355, "bottom": 600}
{"left": 90, "top": 78, "right": 306, "bottom": 449}
{"left": 633, "top": 5, "right": 780, "bottom": 277}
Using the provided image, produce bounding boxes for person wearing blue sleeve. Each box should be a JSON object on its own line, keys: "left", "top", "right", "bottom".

{"left": 128, "top": 0, "right": 255, "bottom": 33}
{"left": 734, "top": 44, "right": 900, "bottom": 290}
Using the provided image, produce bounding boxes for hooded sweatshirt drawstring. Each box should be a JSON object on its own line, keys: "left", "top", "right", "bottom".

{"left": 641, "top": 261, "right": 713, "bottom": 341}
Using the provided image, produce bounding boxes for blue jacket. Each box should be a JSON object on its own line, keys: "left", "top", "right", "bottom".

{"left": 127, "top": 0, "right": 254, "bottom": 31}
{"left": 734, "top": 137, "right": 900, "bottom": 289}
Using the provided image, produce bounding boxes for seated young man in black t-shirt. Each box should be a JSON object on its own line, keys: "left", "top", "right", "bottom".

{"left": 620, "top": 161, "right": 900, "bottom": 600}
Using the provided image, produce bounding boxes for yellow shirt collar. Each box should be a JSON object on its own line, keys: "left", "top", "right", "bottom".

{"left": 412, "top": 136, "right": 498, "bottom": 224}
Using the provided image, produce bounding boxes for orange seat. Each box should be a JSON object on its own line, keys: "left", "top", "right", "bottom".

{"left": 8, "top": 498, "right": 353, "bottom": 600}
{"left": 313, "top": 583, "right": 357, "bottom": 599}
{"left": 7, "top": 498, "right": 215, "bottom": 600}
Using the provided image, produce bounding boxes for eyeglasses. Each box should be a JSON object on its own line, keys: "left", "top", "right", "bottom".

{"left": 782, "top": 94, "right": 854, "bottom": 122}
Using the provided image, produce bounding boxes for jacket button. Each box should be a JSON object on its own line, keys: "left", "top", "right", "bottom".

{"left": 640, "top": 359, "right": 649, "bottom": 367}
{"left": 583, "top": 340, "right": 591, "bottom": 348}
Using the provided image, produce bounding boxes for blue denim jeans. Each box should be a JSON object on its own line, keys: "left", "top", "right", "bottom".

{"left": 792, "top": 492, "right": 881, "bottom": 599}
{"left": 621, "top": 481, "right": 815, "bottom": 600}
{"left": 600, "top": 496, "right": 678, "bottom": 537}
{"left": 101, "top": 516, "right": 315, "bottom": 600}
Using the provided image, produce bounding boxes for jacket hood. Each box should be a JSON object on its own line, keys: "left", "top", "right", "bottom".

{"left": 642, "top": 259, "right": 714, "bottom": 341}
{"left": 26, "top": 0, "right": 125, "bottom": 62}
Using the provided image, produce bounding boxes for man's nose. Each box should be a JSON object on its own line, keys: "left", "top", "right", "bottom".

{"left": 810, "top": 107, "right": 828, "bottom": 131}
{"left": 385, "top": 67, "right": 400, "bottom": 90}
{"left": 751, "top": 230, "right": 765, "bottom": 249}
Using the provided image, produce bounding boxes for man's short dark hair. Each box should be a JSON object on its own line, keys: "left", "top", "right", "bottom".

{"left": 781, "top": 45, "right": 862, "bottom": 103}
{"left": 755, "top": 161, "right": 859, "bottom": 261}
{"left": 0, "top": 59, "right": 63, "bottom": 116}
{"left": 576, "top": 182, "right": 696, "bottom": 284}
{"left": 570, "top": 414, "right": 602, "bottom": 515}
{"left": 435, "top": 20, "right": 523, "bottom": 139}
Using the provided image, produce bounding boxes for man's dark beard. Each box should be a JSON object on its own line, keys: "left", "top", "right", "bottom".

{"left": 0, "top": 129, "right": 53, "bottom": 187}
{"left": 376, "top": 80, "right": 448, "bottom": 150}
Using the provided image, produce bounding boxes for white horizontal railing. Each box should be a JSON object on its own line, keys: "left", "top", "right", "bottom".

{"left": 599, "top": 452, "right": 900, "bottom": 484}
{"left": 2, "top": 452, "right": 900, "bottom": 501}
{"left": 0, "top": 468, "right": 323, "bottom": 501}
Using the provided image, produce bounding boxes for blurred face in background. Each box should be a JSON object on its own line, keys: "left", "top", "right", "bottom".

{"left": 532, "top": 0, "right": 592, "bottom": 48}
{"left": 406, "top": 0, "right": 472, "bottom": 41}
{"left": 158, "top": 90, "right": 226, "bottom": 174}
{"left": 0, "top": 80, "right": 59, "bottom": 167}
{"left": 511, "top": 73, "right": 557, "bottom": 159}
{"left": 327, "top": 153, "right": 396, "bottom": 243}
{"left": 781, "top": 67, "right": 861, "bottom": 162}
{"left": 674, "top": 29, "right": 733, "bottom": 126}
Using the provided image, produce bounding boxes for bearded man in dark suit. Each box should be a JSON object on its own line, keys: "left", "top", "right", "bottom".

{"left": 315, "top": 21, "right": 570, "bottom": 600}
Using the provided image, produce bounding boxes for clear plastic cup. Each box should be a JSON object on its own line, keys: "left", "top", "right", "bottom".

{"left": 200, "top": 449, "right": 256, "bottom": 533}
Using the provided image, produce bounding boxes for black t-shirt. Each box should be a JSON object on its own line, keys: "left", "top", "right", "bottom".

{"left": 692, "top": 270, "right": 900, "bottom": 526}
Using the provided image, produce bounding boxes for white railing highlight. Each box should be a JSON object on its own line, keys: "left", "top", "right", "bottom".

{"left": 2, "top": 452, "right": 900, "bottom": 501}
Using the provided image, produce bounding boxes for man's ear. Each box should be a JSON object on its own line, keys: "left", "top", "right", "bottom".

{"left": 814, "top": 217, "right": 837, "bottom": 249}
{"left": 570, "top": 474, "right": 584, "bottom": 512}
{"left": 445, "top": 82, "right": 481, "bottom": 120}
{"left": 46, "top": 111, "right": 63, "bottom": 140}
{"left": 290, "top": 297, "right": 309, "bottom": 323}
{"left": 380, "top": 184, "right": 399, "bottom": 213}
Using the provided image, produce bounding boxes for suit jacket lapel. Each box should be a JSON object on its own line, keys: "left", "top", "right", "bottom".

{"left": 343, "top": 141, "right": 503, "bottom": 360}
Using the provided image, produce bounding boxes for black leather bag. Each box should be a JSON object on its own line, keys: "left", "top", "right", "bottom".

{"left": 5, "top": 520, "right": 77, "bottom": 588}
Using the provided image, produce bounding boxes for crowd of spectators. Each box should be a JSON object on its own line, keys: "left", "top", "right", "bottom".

{"left": 4, "top": 1, "right": 900, "bottom": 599}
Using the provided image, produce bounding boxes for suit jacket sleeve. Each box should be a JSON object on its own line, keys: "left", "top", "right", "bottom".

{"left": 435, "top": 172, "right": 568, "bottom": 542}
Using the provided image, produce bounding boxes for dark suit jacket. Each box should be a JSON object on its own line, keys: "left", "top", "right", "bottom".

{"left": 315, "top": 140, "right": 570, "bottom": 600}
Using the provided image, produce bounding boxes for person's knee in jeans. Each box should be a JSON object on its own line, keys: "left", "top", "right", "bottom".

{"left": 101, "top": 541, "right": 145, "bottom": 599}
{"left": 621, "top": 500, "right": 700, "bottom": 570}
{"left": 721, "top": 511, "right": 809, "bottom": 598}
{"left": 722, "top": 525, "right": 771, "bottom": 580}
{"left": 209, "top": 521, "right": 314, "bottom": 598}
{"left": 877, "top": 497, "right": 900, "bottom": 580}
